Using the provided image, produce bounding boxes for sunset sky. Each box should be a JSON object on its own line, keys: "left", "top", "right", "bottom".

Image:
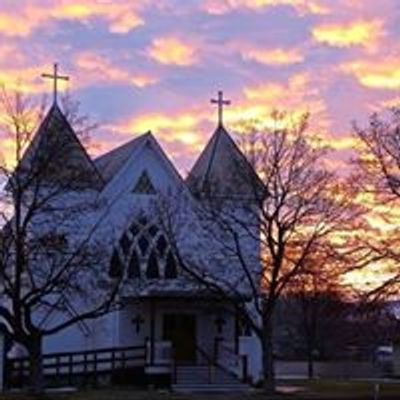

{"left": 0, "top": 0, "right": 399, "bottom": 174}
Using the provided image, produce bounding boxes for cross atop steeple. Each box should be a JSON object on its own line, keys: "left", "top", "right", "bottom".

{"left": 41, "top": 63, "right": 69, "bottom": 105}
{"left": 211, "top": 90, "right": 231, "bottom": 127}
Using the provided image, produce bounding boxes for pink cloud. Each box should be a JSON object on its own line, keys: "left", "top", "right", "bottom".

{"left": 146, "top": 37, "right": 199, "bottom": 67}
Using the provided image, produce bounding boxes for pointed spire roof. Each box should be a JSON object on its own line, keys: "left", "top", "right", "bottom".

{"left": 187, "top": 124, "right": 264, "bottom": 198}
{"left": 15, "top": 103, "right": 104, "bottom": 190}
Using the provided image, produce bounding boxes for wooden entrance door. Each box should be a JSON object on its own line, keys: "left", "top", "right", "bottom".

{"left": 163, "top": 314, "right": 197, "bottom": 363}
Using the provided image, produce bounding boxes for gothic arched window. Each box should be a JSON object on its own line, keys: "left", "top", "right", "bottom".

{"left": 128, "top": 249, "right": 141, "bottom": 278}
{"left": 109, "top": 250, "right": 123, "bottom": 278}
{"left": 165, "top": 251, "right": 177, "bottom": 279}
{"left": 120, "top": 233, "right": 131, "bottom": 255}
{"left": 138, "top": 235, "right": 150, "bottom": 255}
{"left": 156, "top": 235, "right": 167, "bottom": 256}
{"left": 113, "top": 216, "right": 179, "bottom": 280}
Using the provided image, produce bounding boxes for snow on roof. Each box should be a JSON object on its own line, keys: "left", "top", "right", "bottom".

{"left": 94, "top": 132, "right": 150, "bottom": 183}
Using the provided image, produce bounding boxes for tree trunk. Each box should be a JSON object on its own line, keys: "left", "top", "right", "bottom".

{"left": 28, "top": 334, "right": 44, "bottom": 393}
{"left": 306, "top": 343, "right": 314, "bottom": 379}
{"left": 262, "top": 319, "right": 275, "bottom": 392}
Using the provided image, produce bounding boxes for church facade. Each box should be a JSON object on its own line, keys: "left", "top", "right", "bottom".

{"left": 6, "top": 101, "right": 263, "bottom": 387}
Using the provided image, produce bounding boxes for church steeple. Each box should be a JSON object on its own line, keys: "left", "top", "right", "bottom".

{"left": 14, "top": 103, "right": 103, "bottom": 190}
{"left": 187, "top": 92, "right": 264, "bottom": 199}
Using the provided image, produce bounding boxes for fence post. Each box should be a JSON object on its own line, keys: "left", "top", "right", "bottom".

{"left": 241, "top": 355, "right": 248, "bottom": 383}
{"left": 374, "top": 383, "right": 380, "bottom": 400}
{"left": 68, "top": 354, "right": 73, "bottom": 386}
{"left": 93, "top": 353, "right": 98, "bottom": 387}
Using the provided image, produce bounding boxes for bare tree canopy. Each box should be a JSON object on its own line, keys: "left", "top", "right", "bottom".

{"left": 0, "top": 88, "right": 121, "bottom": 392}
{"left": 155, "top": 111, "right": 361, "bottom": 391}
{"left": 354, "top": 106, "right": 400, "bottom": 300}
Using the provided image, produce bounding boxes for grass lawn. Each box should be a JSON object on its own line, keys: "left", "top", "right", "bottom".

{"left": 279, "top": 379, "right": 400, "bottom": 399}
{"left": 0, "top": 380, "right": 400, "bottom": 400}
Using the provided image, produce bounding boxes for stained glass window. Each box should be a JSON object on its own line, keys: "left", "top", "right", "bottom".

{"left": 156, "top": 235, "right": 167, "bottom": 256}
{"left": 138, "top": 235, "right": 150, "bottom": 255}
{"left": 109, "top": 250, "right": 123, "bottom": 278}
{"left": 120, "top": 233, "right": 131, "bottom": 255}
{"left": 165, "top": 251, "right": 177, "bottom": 279}
{"left": 128, "top": 250, "right": 141, "bottom": 278}
{"left": 146, "top": 250, "right": 160, "bottom": 279}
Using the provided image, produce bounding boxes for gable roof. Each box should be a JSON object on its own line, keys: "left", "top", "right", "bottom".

{"left": 95, "top": 132, "right": 185, "bottom": 189}
{"left": 94, "top": 132, "right": 150, "bottom": 183}
{"left": 187, "top": 124, "right": 264, "bottom": 198}
{"left": 13, "top": 103, "right": 104, "bottom": 190}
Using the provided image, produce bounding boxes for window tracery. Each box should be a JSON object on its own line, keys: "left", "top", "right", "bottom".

{"left": 111, "top": 215, "right": 179, "bottom": 280}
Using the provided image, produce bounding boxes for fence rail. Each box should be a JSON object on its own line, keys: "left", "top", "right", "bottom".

{"left": 6, "top": 345, "right": 146, "bottom": 387}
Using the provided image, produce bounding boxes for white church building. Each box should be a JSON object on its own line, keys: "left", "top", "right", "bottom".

{"left": 5, "top": 95, "right": 263, "bottom": 390}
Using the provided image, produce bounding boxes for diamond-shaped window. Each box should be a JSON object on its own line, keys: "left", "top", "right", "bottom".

{"left": 133, "top": 171, "right": 156, "bottom": 194}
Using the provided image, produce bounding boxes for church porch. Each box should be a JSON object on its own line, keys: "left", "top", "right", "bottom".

{"left": 117, "top": 294, "right": 255, "bottom": 385}
{"left": 119, "top": 295, "right": 239, "bottom": 366}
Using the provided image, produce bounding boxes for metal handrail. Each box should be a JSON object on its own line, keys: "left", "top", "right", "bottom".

{"left": 215, "top": 339, "right": 249, "bottom": 383}
{"left": 194, "top": 343, "right": 244, "bottom": 384}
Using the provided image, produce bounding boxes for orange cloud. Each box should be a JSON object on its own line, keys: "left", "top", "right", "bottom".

{"left": 0, "top": 11, "right": 33, "bottom": 37}
{"left": 0, "top": 1, "right": 145, "bottom": 37}
{"left": 319, "top": 135, "right": 358, "bottom": 151}
{"left": 237, "top": 73, "right": 330, "bottom": 133}
{"left": 312, "top": 19, "right": 385, "bottom": 49}
{"left": 0, "top": 64, "right": 63, "bottom": 95}
{"left": 75, "top": 52, "right": 158, "bottom": 88}
{"left": 108, "top": 12, "right": 144, "bottom": 34}
{"left": 147, "top": 37, "right": 198, "bottom": 66}
{"left": 241, "top": 46, "right": 305, "bottom": 66}
{"left": 243, "top": 73, "right": 324, "bottom": 108}
{"left": 112, "top": 72, "right": 330, "bottom": 167}
{"left": 342, "top": 57, "right": 400, "bottom": 89}
{"left": 381, "top": 97, "right": 400, "bottom": 108}
{"left": 118, "top": 110, "right": 206, "bottom": 148}
{"left": 203, "top": 0, "right": 330, "bottom": 15}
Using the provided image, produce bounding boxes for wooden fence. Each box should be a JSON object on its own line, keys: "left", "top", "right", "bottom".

{"left": 6, "top": 345, "right": 146, "bottom": 388}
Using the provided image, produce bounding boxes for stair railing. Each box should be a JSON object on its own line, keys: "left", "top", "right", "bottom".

{"left": 194, "top": 343, "right": 244, "bottom": 384}
{"left": 215, "top": 340, "right": 249, "bottom": 383}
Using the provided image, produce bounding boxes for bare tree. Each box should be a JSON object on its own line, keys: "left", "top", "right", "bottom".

{"left": 354, "top": 106, "right": 400, "bottom": 300}
{"left": 154, "top": 111, "right": 360, "bottom": 391}
{"left": 0, "top": 87, "right": 121, "bottom": 392}
{"left": 282, "top": 245, "right": 354, "bottom": 378}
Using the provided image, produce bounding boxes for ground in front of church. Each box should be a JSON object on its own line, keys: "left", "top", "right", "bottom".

{"left": 3, "top": 379, "right": 400, "bottom": 400}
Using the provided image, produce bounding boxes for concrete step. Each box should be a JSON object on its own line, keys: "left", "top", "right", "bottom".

{"left": 177, "top": 375, "right": 239, "bottom": 383}
{"left": 174, "top": 365, "right": 248, "bottom": 389}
